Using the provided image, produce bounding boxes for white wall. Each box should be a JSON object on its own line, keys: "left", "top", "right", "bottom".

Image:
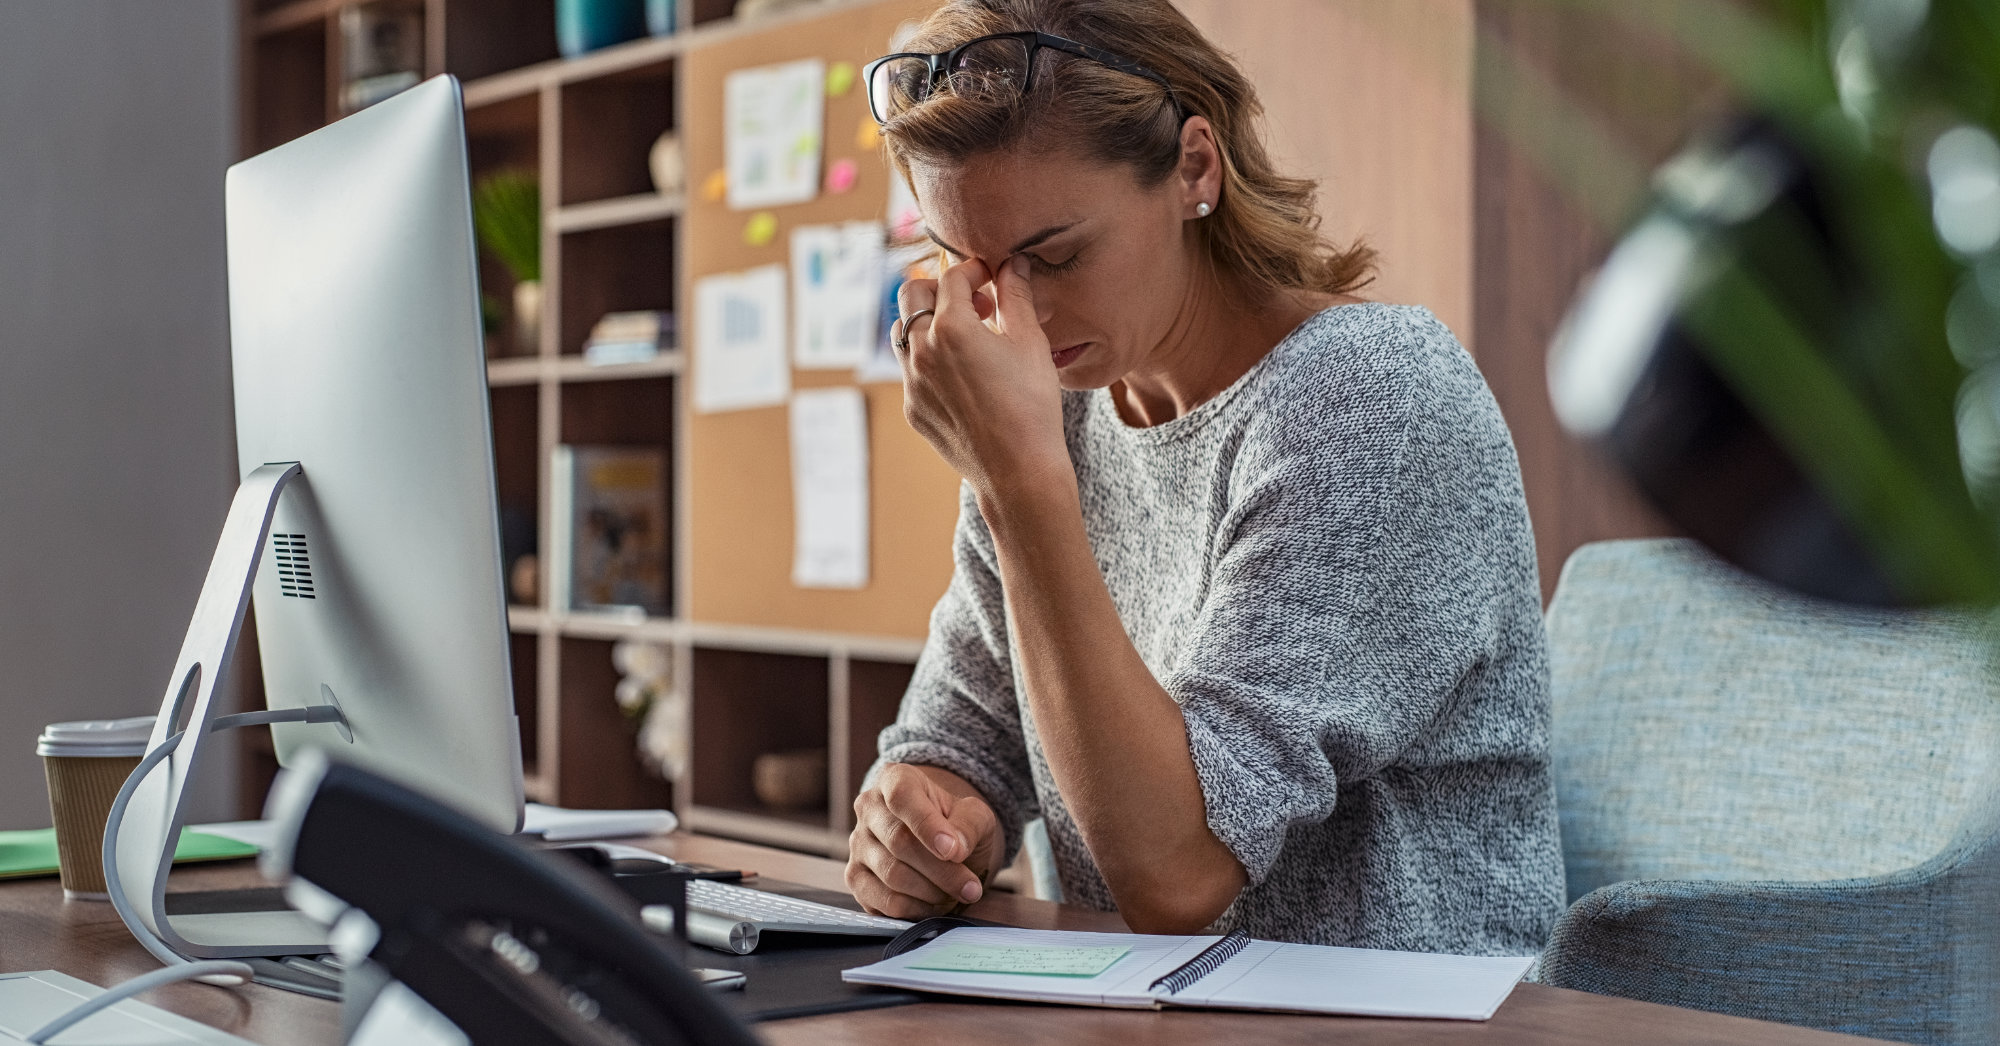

{"left": 0, "top": 1, "right": 239, "bottom": 827}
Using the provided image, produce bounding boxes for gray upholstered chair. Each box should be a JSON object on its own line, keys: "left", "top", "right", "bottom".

{"left": 1537, "top": 538, "right": 2000, "bottom": 1044}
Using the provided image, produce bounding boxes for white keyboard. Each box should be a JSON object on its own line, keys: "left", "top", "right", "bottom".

{"left": 641, "top": 880, "right": 911, "bottom": 955}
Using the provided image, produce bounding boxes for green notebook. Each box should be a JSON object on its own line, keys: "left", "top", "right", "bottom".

{"left": 0, "top": 828, "right": 258, "bottom": 880}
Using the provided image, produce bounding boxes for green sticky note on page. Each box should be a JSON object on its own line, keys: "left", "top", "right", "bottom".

{"left": 908, "top": 942, "right": 1132, "bottom": 978}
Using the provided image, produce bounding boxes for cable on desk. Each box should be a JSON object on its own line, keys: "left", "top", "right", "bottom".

{"left": 21, "top": 960, "right": 256, "bottom": 1044}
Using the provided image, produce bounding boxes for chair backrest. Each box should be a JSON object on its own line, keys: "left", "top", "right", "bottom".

{"left": 1548, "top": 539, "right": 1999, "bottom": 901}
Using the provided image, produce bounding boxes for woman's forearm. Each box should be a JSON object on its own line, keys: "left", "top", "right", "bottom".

{"left": 976, "top": 476, "right": 1246, "bottom": 933}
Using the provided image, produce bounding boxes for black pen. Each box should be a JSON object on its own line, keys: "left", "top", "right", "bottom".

{"left": 671, "top": 862, "right": 751, "bottom": 883}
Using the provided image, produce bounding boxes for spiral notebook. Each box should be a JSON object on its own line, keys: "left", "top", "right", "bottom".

{"left": 841, "top": 927, "right": 1534, "bottom": 1019}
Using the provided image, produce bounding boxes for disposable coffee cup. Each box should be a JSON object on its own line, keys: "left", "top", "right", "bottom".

{"left": 37, "top": 716, "right": 155, "bottom": 901}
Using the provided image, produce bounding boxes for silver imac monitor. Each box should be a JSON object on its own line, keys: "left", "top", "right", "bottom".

{"left": 228, "top": 74, "right": 522, "bottom": 833}
{"left": 113, "top": 74, "right": 522, "bottom": 961}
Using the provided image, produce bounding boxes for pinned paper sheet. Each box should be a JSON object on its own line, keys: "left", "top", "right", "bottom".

{"left": 726, "top": 58, "right": 825, "bottom": 209}
{"left": 793, "top": 221, "right": 885, "bottom": 369}
{"left": 789, "top": 387, "right": 869, "bottom": 588}
{"left": 858, "top": 239, "right": 937, "bottom": 383}
{"left": 908, "top": 943, "right": 1133, "bottom": 978}
{"left": 693, "top": 265, "right": 789, "bottom": 413}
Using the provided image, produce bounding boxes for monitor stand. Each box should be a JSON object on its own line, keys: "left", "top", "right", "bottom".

{"left": 109, "top": 461, "right": 347, "bottom": 969}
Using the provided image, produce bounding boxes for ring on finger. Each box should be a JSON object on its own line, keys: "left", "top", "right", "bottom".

{"left": 894, "top": 307, "right": 937, "bottom": 350}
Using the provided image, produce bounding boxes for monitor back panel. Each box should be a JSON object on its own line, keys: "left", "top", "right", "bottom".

{"left": 224, "top": 76, "right": 522, "bottom": 833}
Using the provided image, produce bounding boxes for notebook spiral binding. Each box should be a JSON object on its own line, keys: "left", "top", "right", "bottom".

{"left": 1149, "top": 931, "right": 1252, "bottom": 995}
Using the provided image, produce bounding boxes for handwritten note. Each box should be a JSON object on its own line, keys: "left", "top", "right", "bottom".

{"left": 789, "top": 387, "right": 869, "bottom": 588}
{"left": 907, "top": 943, "right": 1133, "bottom": 978}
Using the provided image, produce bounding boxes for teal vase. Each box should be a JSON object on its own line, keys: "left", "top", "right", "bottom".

{"left": 557, "top": 0, "right": 646, "bottom": 57}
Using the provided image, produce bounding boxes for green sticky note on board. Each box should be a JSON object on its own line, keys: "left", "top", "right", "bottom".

{"left": 908, "top": 942, "right": 1132, "bottom": 977}
{"left": 0, "top": 828, "right": 258, "bottom": 880}
{"left": 825, "top": 60, "right": 857, "bottom": 98}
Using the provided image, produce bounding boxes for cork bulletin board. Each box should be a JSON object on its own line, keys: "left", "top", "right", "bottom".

{"left": 683, "top": 0, "right": 959, "bottom": 638}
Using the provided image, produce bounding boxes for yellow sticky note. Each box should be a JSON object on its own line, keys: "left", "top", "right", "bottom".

{"left": 702, "top": 169, "right": 728, "bottom": 203}
{"left": 856, "top": 117, "right": 881, "bottom": 151}
{"left": 826, "top": 61, "right": 857, "bottom": 98}
{"left": 743, "top": 211, "right": 778, "bottom": 247}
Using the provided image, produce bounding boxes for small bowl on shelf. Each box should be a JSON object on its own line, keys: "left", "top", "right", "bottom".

{"left": 751, "top": 748, "right": 827, "bottom": 812}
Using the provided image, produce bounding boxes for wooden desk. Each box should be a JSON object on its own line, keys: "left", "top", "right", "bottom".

{"left": 0, "top": 833, "right": 1889, "bottom": 1045}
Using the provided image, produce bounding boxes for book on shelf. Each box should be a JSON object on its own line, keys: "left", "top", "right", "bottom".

{"left": 584, "top": 310, "right": 676, "bottom": 366}
{"left": 549, "top": 445, "right": 670, "bottom": 616}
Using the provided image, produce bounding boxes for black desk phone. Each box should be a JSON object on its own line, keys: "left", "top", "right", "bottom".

{"left": 266, "top": 756, "right": 762, "bottom": 1046}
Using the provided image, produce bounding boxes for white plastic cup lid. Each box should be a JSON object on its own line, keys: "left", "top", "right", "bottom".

{"left": 37, "top": 716, "right": 156, "bottom": 758}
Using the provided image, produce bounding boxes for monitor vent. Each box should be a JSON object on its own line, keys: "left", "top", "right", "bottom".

{"left": 272, "top": 533, "right": 316, "bottom": 599}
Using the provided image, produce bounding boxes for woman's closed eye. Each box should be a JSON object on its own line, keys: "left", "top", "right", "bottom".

{"left": 1029, "top": 252, "right": 1082, "bottom": 276}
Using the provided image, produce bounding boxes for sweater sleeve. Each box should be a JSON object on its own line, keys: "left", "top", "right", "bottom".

{"left": 1162, "top": 329, "right": 1517, "bottom": 887}
{"left": 873, "top": 483, "right": 1038, "bottom": 864}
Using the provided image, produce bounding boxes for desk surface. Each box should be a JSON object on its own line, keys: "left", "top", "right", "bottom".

{"left": 0, "top": 833, "right": 1889, "bottom": 1045}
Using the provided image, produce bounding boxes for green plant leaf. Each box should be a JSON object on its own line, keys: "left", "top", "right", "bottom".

{"left": 473, "top": 169, "right": 541, "bottom": 284}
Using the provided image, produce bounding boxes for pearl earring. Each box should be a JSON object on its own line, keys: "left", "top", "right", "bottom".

{"left": 1195, "top": 202, "right": 1212, "bottom": 218}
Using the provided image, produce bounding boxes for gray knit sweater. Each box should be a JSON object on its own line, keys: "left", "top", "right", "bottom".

{"left": 876, "top": 303, "right": 1564, "bottom": 955}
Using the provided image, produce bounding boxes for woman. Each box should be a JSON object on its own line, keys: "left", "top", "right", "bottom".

{"left": 846, "top": 0, "right": 1562, "bottom": 955}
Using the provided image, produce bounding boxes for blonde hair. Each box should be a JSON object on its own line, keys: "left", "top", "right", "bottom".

{"left": 880, "top": 0, "right": 1375, "bottom": 298}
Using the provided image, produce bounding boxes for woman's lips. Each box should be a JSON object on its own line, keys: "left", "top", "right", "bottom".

{"left": 1051, "top": 342, "right": 1089, "bottom": 369}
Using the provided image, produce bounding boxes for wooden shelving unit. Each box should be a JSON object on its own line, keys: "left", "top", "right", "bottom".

{"left": 240, "top": 0, "right": 937, "bottom": 856}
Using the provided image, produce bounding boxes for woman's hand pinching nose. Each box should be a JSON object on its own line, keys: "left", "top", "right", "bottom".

{"left": 895, "top": 252, "right": 1070, "bottom": 502}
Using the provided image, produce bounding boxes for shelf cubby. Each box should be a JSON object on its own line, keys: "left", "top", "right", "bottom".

{"left": 689, "top": 0, "right": 741, "bottom": 29}
{"left": 510, "top": 631, "right": 541, "bottom": 781}
{"left": 688, "top": 646, "right": 831, "bottom": 834}
{"left": 462, "top": 91, "right": 542, "bottom": 360}
{"left": 442, "top": 0, "right": 561, "bottom": 83}
{"left": 248, "top": 21, "right": 326, "bottom": 154}
{"left": 843, "top": 658, "right": 915, "bottom": 804}
{"left": 557, "top": 371, "right": 676, "bottom": 443}
{"left": 554, "top": 637, "right": 675, "bottom": 808}
{"left": 556, "top": 220, "right": 676, "bottom": 357}
{"left": 558, "top": 59, "right": 676, "bottom": 207}
{"left": 253, "top": 0, "right": 329, "bottom": 32}
{"left": 464, "top": 90, "right": 541, "bottom": 175}
{"left": 488, "top": 383, "right": 541, "bottom": 606}
{"left": 558, "top": 376, "right": 677, "bottom": 617}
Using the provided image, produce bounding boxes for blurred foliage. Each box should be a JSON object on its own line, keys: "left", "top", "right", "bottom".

{"left": 480, "top": 291, "right": 504, "bottom": 336}
{"left": 472, "top": 169, "right": 541, "bottom": 285}
{"left": 1481, "top": 0, "right": 2000, "bottom": 605}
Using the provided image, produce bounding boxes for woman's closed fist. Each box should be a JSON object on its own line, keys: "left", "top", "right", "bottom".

{"left": 845, "top": 763, "right": 1004, "bottom": 920}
